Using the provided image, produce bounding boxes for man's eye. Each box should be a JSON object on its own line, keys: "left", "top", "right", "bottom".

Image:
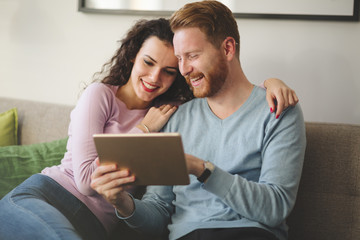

{"left": 188, "top": 55, "right": 197, "bottom": 60}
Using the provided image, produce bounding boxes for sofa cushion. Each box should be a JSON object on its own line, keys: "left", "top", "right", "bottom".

{"left": 0, "top": 138, "right": 67, "bottom": 199}
{"left": 287, "top": 122, "right": 360, "bottom": 240}
{"left": 0, "top": 108, "right": 18, "bottom": 146}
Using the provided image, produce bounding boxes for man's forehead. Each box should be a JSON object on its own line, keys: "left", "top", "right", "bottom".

{"left": 173, "top": 28, "right": 208, "bottom": 53}
{"left": 173, "top": 27, "right": 205, "bottom": 40}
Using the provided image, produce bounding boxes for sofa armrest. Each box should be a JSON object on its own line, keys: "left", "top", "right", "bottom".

{"left": 0, "top": 97, "right": 73, "bottom": 145}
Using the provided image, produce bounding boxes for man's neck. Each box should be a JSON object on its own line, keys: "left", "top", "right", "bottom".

{"left": 206, "top": 65, "right": 253, "bottom": 120}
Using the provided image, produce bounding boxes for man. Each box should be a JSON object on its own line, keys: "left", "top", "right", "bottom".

{"left": 91, "top": 1, "right": 306, "bottom": 240}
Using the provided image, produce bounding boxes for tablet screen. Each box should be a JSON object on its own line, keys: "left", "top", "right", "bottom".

{"left": 93, "top": 133, "right": 189, "bottom": 185}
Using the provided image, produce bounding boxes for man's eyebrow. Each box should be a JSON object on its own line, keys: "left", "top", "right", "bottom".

{"left": 187, "top": 50, "right": 201, "bottom": 55}
{"left": 176, "top": 50, "right": 200, "bottom": 57}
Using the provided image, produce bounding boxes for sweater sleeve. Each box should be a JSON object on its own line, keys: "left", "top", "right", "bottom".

{"left": 70, "top": 83, "right": 117, "bottom": 195}
{"left": 122, "top": 186, "right": 175, "bottom": 236}
{"left": 259, "top": 81, "right": 265, "bottom": 89}
{"left": 202, "top": 105, "right": 306, "bottom": 227}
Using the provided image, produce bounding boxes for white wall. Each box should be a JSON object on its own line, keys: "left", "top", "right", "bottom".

{"left": 1, "top": 0, "right": 359, "bottom": 125}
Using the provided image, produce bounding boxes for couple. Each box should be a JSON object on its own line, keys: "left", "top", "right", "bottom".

{"left": 0, "top": 1, "right": 305, "bottom": 240}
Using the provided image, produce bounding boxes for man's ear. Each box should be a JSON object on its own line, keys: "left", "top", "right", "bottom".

{"left": 222, "top": 37, "right": 236, "bottom": 60}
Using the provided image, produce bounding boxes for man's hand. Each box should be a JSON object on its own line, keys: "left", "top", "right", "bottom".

{"left": 185, "top": 154, "right": 205, "bottom": 177}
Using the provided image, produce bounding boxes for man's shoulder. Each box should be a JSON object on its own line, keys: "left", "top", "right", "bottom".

{"left": 252, "top": 85, "right": 267, "bottom": 102}
{"left": 165, "top": 98, "right": 203, "bottom": 127}
{"left": 177, "top": 98, "right": 203, "bottom": 112}
{"left": 247, "top": 86, "right": 304, "bottom": 127}
{"left": 244, "top": 86, "right": 268, "bottom": 114}
{"left": 282, "top": 103, "right": 304, "bottom": 120}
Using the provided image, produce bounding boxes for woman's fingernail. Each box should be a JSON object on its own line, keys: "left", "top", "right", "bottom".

{"left": 276, "top": 115, "right": 279, "bottom": 119}
{"left": 270, "top": 108, "right": 273, "bottom": 113}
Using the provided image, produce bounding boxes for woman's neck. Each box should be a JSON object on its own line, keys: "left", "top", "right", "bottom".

{"left": 116, "top": 83, "right": 151, "bottom": 110}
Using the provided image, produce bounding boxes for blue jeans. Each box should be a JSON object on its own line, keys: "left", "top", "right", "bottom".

{"left": 0, "top": 174, "right": 107, "bottom": 240}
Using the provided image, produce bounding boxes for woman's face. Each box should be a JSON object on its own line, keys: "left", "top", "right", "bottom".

{"left": 129, "top": 36, "right": 178, "bottom": 103}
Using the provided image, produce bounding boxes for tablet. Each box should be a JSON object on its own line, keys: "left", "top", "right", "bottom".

{"left": 93, "top": 133, "right": 189, "bottom": 185}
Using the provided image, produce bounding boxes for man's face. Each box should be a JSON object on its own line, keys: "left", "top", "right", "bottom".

{"left": 173, "top": 27, "right": 228, "bottom": 98}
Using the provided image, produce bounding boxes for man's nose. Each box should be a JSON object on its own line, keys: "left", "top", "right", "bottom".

{"left": 179, "top": 59, "right": 192, "bottom": 77}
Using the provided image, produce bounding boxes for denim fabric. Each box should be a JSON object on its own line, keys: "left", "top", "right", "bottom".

{"left": 0, "top": 174, "right": 107, "bottom": 240}
{"left": 178, "top": 227, "right": 278, "bottom": 240}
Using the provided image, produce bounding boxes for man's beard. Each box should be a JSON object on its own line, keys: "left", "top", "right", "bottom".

{"left": 186, "top": 55, "right": 228, "bottom": 98}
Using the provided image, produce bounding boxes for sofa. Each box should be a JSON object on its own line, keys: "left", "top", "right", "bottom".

{"left": 0, "top": 96, "right": 359, "bottom": 240}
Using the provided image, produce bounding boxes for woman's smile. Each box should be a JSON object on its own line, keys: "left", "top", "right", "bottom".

{"left": 141, "top": 79, "right": 159, "bottom": 92}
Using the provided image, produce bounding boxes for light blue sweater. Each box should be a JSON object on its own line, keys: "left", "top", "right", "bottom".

{"left": 123, "top": 86, "right": 306, "bottom": 240}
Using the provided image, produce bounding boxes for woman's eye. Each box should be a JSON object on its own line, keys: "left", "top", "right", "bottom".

{"left": 144, "top": 60, "right": 153, "bottom": 66}
{"left": 165, "top": 70, "right": 177, "bottom": 76}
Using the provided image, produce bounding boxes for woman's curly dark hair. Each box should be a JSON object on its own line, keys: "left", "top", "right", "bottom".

{"left": 94, "top": 18, "right": 194, "bottom": 104}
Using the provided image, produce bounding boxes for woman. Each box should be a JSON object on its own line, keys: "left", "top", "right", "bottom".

{"left": 0, "top": 18, "right": 297, "bottom": 239}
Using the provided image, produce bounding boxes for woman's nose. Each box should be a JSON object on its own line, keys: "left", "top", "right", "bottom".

{"left": 150, "top": 68, "right": 161, "bottom": 82}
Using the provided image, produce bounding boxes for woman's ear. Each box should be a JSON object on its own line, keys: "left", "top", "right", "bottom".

{"left": 222, "top": 37, "right": 236, "bottom": 60}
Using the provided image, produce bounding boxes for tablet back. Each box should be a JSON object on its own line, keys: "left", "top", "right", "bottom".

{"left": 93, "top": 133, "right": 189, "bottom": 185}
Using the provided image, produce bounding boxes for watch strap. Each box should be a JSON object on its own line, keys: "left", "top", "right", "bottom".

{"left": 197, "top": 168, "right": 211, "bottom": 183}
{"left": 197, "top": 161, "right": 214, "bottom": 183}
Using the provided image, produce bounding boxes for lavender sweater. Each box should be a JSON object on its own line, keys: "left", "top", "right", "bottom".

{"left": 42, "top": 83, "right": 147, "bottom": 233}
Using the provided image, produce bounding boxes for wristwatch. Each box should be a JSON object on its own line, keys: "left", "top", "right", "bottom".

{"left": 197, "top": 161, "right": 215, "bottom": 183}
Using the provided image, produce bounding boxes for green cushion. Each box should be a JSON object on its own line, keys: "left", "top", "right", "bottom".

{"left": 0, "top": 108, "right": 18, "bottom": 146}
{"left": 0, "top": 138, "right": 68, "bottom": 198}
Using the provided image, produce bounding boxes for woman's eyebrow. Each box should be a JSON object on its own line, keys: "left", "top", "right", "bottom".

{"left": 166, "top": 66, "right": 178, "bottom": 71}
{"left": 144, "top": 55, "right": 156, "bottom": 63}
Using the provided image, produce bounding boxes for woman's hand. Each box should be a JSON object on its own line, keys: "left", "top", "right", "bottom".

{"left": 138, "top": 104, "right": 178, "bottom": 133}
{"left": 264, "top": 78, "right": 299, "bottom": 119}
{"left": 90, "top": 158, "right": 135, "bottom": 217}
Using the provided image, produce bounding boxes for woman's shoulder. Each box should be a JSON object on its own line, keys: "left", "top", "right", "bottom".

{"left": 83, "top": 82, "right": 118, "bottom": 98}
{"left": 85, "top": 82, "right": 110, "bottom": 91}
{"left": 74, "top": 83, "right": 122, "bottom": 117}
